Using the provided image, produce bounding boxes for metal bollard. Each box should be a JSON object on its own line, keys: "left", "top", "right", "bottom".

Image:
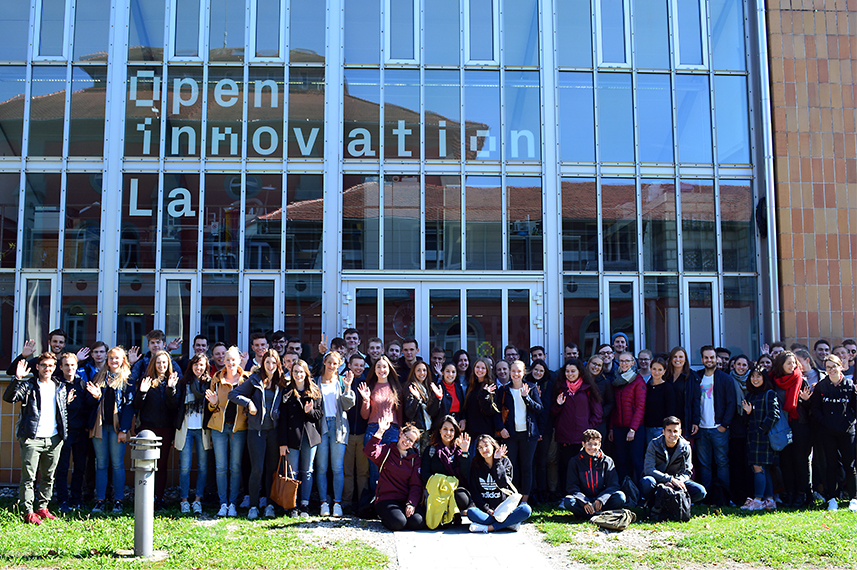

{"left": 129, "top": 430, "right": 162, "bottom": 558}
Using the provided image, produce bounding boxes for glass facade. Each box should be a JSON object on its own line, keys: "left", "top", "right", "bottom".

{"left": 0, "top": 0, "right": 764, "bottom": 365}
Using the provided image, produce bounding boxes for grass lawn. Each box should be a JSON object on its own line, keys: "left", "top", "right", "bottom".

{"left": 533, "top": 504, "right": 857, "bottom": 568}
{"left": 0, "top": 499, "right": 387, "bottom": 569}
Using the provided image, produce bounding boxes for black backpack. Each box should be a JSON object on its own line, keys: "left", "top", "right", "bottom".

{"left": 647, "top": 483, "right": 691, "bottom": 522}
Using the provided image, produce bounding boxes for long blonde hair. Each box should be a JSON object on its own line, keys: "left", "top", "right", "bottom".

{"left": 144, "top": 350, "right": 174, "bottom": 387}
{"left": 93, "top": 346, "right": 131, "bottom": 391}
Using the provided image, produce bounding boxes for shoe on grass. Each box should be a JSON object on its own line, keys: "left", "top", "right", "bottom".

{"left": 34, "top": 508, "right": 56, "bottom": 520}
{"left": 91, "top": 500, "right": 105, "bottom": 514}
{"left": 332, "top": 503, "right": 343, "bottom": 517}
{"left": 112, "top": 501, "right": 123, "bottom": 514}
{"left": 217, "top": 504, "right": 228, "bottom": 517}
{"left": 180, "top": 501, "right": 191, "bottom": 514}
{"left": 299, "top": 506, "right": 309, "bottom": 518}
{"left": 320, "top": 502, "right": 330, "bottom": 517}
{"left": 192, "top": 500, "right": 203, "bottom": 515}
{"left": 239, "top": 495, "right": 250, "bottom": 509}
{"left": 849, "top": 499, "right": 857, "bottom": 512}
{"left": 227, "top": 503, "right": 238, "bottom": 517}
{"left": 248, "top": 507, "right": 259, "bottom": 520}
{"left": 24, "top": 512, "right": 42, "bottom": 525}
{"left": 264, "top": 504, "right": 275, "bottom": 518}
{"left": 828, "top": 498, "right": 839, "bottom": 511}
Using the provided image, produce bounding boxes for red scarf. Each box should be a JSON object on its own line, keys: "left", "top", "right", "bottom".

{"left": 566, "top": 378, "right": 583, "bottom": 395}
{"left": 773, "top": 369, "right": 801, "bottom": 420}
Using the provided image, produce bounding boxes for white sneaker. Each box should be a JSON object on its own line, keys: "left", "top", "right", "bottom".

{"left": 180, "top": 501, "right": 190, "bottom": 514}
{"left": 264, "top": 504, "right": 276, "bottom": 518}
{"left": 332, "top": 503, "right": 343, "bottom": 517}
{"left": 192, "top": 500, "right": 203, "bottom": 514}
{"left": 217, "top": 504, "right": 228, "bottom": 517}
{"left": 849, "top": 499, "right": 857, "bottom": 511}
{"left": 828, "top": 498, "right": 839, "bottom": 511}
{"left": 227, "top": 504, "right": 238, "bottom": 517}
{"left": 763, "top": 498, "right": 776, "bottom": 511}
{"left": 259, "top": 497, "right": 267, "bottom": 508}
{"left": 320, "top": 502, "right": 330, "bottom": 517}
{"left": 469, "top": 523, "right": 489, "bottom": 533}
{"left": 508, "top": 523, "right": 520, "bottom": 531}
{"left": 239, "top": 495, "right": 250, "bottom": 509}
{"left": 247, "top": 506, "right": 259, "bottom": 520}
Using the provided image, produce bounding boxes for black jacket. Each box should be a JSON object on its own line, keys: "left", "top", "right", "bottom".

{"left": 277, "top": 387, "right": 323, "bottom": 448}
{"left": 495, "top": 382, "right": 543, "bottom": 441}
{"left": 3, "top": 374, "right": 68, "bottom": 440}
{"left": 134, "top": 378, "right": 178, "bottom": 428}
{"left": 229, "top": 372, "right": 285, "bottom": 432}
{"left": 60, "top": 372, "right": 95, "bottom": 433}
{"left": 468, "top": 456, "right": 515, "bottom": 512}
{"left": 810, "top": 376, "right": 857, "bottom": 434}
{"left": 404, "top": 385, "right": 441, "bottom": 432}
{"left": 690, "top": 368, "right": 737, "bottom": 429}
{"left": 171, "top": 375, "right": 209, "bottom": 429}
{"left": 566, "top": 449, "right": 620, "bottom": 504}
{"left": 130, "top": 352, "right": 182, "bottom": 385}
{"left": 87, "top": 380, "right": 136, "bottom": 433}
{"left": 463, "top": 385, "right": 499, "bottom": 438}
{"left": 436, "top": 379, "right": 466, "bottom": 421}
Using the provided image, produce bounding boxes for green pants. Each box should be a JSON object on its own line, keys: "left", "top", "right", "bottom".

{"left": 19, "top": 434, "right": 63, "bottom": 513}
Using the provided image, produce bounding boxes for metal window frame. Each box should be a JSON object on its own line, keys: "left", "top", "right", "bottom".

{"left": 249, "top": 0, "right": 287, "bottom": 61}
{"left": 464, "top": 0, "right": 499, "bottom": 65}
{"left": 168, "top": 0, "right": 204, "bottom": 62}
{"left": 680, "top": 275, "right": 721, "bottom": 364}
{"left": 672, "top": 0, "right": 709, "bottom": 70}
{"left": 595, "top": 0, "right": 632, "bottom": 69}
{"left": 384, "top": 0, "right": 419, "bottom": 64}
{"left": 32, "top": 0, "right": 72, "bottom": 62}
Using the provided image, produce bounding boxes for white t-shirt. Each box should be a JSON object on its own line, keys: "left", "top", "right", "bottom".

{"left": 185, "top": 388, "right": 203, "bottom": 430}
{"left": 510, "top": 388, "right": 527, "bottom": 432}
{"left": 321, "top": 381, "right": 338, "bottom": 417}
{"left": 36, "top": 380, "right": 58, "bottom": 438}
{"left": 699, "top": 372, "right": 718, "bottom": 429}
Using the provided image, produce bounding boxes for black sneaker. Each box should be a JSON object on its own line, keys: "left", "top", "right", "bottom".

{"left": 91, "top": 500, "right": 106, "bottom": 514}
{"left": 59, "top": 502, "right": 72, "bottom": 513}
{"left": 112, "top": 501, "right": 123, "bottom": 514}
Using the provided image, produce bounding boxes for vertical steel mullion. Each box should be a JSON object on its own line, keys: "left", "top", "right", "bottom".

{"left": 153, "top": 171, "right": 165, "bottom": 331}
{"left": 419, "top": 0, "right": 425, "bottom": 271}
{"left": 501, "top": 287, "right": 509, "bottom": 347}
{"left": 326, "top": 0, "right": 345, "bottom": 338}
{"left": 497, "top": 0, "right": 507, "bottom": 271}
{"left": 379, "top": 0, "right": 386, "bottom": 271}
{"left": 458, "top": 0, "right": 466, "bottom": 271}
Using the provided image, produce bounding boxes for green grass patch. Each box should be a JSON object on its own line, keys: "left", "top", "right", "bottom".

{"left": 0, "top": 499, "right": 387, "bottom": 569}
{"left": 532, "top": 505, "right": 857, "bottom": 568}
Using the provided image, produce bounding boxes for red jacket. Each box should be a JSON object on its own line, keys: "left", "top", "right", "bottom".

{"left": 551, "top": 383, "right": 603, "bottom": 445}
{"left": 363, "top": 438, "right": 422, "bottom": 507}
{"left": 610, "top": 374, "right": 647, "bottom": 431}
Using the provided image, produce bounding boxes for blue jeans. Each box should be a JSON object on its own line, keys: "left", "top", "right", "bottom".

{"left": 613, "top": 427, "right": 647, "bottom": 483}
{"left": 364, "top": 423, "right": 399, "bottom": 492}
{"left": 92, "top": 426, "right": 126, "bottom": 503}
{"left": 640, "top": 476, "right": 707, "bottom": 503}
{"left": 316, "top": 417, "right": 347, "bottom": 503}
{"left": 753, "top": 465, "right": 773, "bottom": 499}
{"left": 466, "top": 503, "right": 532, "bottom": 530}
{"left": 287, "top": 433, "right": 318, "bottom": 505}
{"left": 180, "top": 429, "right": 209, "bottom": 500}
{"left": 210, "top": 426, "right": 247, "bottom": 506}
{"left": 697, "top": 427, "right": 730, "bottom": 490}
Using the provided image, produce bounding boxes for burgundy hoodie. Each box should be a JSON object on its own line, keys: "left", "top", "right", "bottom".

{"left": 551, "top": 383, "right": 603, "bottom": 445}
{"left": 364, "top": 438, "right": 423, "bottom": 507}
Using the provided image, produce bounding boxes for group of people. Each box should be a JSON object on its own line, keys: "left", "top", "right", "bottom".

{"left": 4, "top": 327, "right": 856, "bottom": 532}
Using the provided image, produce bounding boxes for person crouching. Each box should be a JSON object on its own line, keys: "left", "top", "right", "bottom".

{"left": 561, "top": 429, "right": 626, "bottom": 516}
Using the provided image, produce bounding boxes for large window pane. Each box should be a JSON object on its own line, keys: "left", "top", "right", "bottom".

{"left": 65, "top": 173, "right": 102, "bottom": 269}
{"left": 602, "top": 179, "right": 637, "bottom": 271}
{"left": 245, "top": 174, "right": 282, "bottom": 269}
{"left": 69, "top": 66, "right": 106, "bottom": 156}
{"left": 600, "top": 0, "right": 626, "bottom": 64}
{"left": 255, "top": 0, "right": 280, "bottom": 57}
{"left": 248, "top": 67, "right": 284, "bottom": 158}
{"left": 464, "top": 71, "right": 500, "bottom": 161}
{"left": 286, "top": 174, "right": 324, "bottom": 270}
{"left": 556, "top": 0, "right": 591, "bottom": 67}
{"left": 174, "top": 0, "right": 200, "bottom": 57}
{"left": 561, "top": 178, "right": 597, "bottom": 271}
{"left": 465, "top": 176, "right": 501, "bottom": 270}
{"left": 676, "top": 75, "right": 712, "bottom": 163}
{"left": 469, "top": 0, "right": 495, "bottom": 61}
{"left": 425, "top": 0, "right": 460, "bottom": 65}
{"left": 466, "top": 289, "right": 502, "bottom": 357}
{"left": 384, "top": 70, "right": 420, "bottom": 159}
{"left": 161, "top": 173, "right": 199, "bottom": 269}
{"left": 39, "top": 0, "right": 65, "bottom": 57}
{"left": 390, "top": 0, "right": 415, "bottom": 60}
{"left": 355, "top": 289, "right": 378, "bottom": 341}
{"left": 680, "top": 180, "right": 716, "bottom": 272}
{"left": 723, "top": 277, "right": 758, "bottom": 357}
{"left": 429, "top": 289, "right": 460, "bottom": 355}
{"left": 129, "top": 0, "right": 165, "bottom": 61}
{"left": 644, "top": 276, "right": 679, "bottom": 355}
{"left": 0, "top": 3, "right": 29, "bottom": 61}
{"left": 384, "top": 175, "right": 420, "bottom": 270}
{"left": 503, "top": 0, "right": 539, "bottom": 67}
{"left": 121, "top": 174, "right": 157, "bottom": 269}
{"left": 641, "top": 179, "right": 677, "bottom": 272}
{"left": 721, "top": 180, "right": 755, "bottom": 272}
{"left": 125, "top": 67, "right": 161, "bottom": 157}
{"left": 0, "top": 275, "right": 15, "bottom": 368}
{"left": 637, "top": 74, "right": 673, "bottom": 163}
{"left": 289, "top": 68, "right": 324, "bottom": 158}
{"left": 711, "top": 0, "right": 746, "bottom": 71}
{"left": 384, "top": 289, "right": 415, "bottom": 343}
{"left": 425, "top": 70, "right": 460, "bottom": 160}
{"left": 166, "top": 67, "right": 202, "bottom": 157}
{"left": 117, "top": 273, "right": 155, "bottom": 349}
{"left": 209, "top": 0, "right": 244, "bottom": 61}
{"left": 62, "top": 273, "right": 98, "bottom": 353}
{"left": 677, "top": 0, "right": 704, "bottom": 66}
{"left": 201, "top": 274, "right": 238, "bottom": 345}
{"left": 686, "top": 281, "right": 713, "bottom": 365}
{"left": 285, "top": 274, "right": 322, "bottom": 343}
{"left": 290, "top": 0, "right": 326, "bottom": 63}
{"left": 598, "top": 73, "right": 633, "bottom": 162}
{"left": 73, "top": 0, "right": 110, "bottom": 61}
{"left": 425, "top": 175, "right": 462, "bottom": 271}
{"left": 343, "top": 174, "right": 380, "bottom": 270}
{"left": 343, "top": 69, "right": 380, "bottom": 159}
{"left": 507, "top": 177, "right": 542, "bottom": 271}
{"left": 344, "top": 0, "right": 380, "bottom": 64}
{"left": 508, "top": 289, "right": 531, "bottom": 355}
{"left": 207, "top": 67, "right": 243, "bottom": 157}
{"left": 715, "top": 75, "right": 750, "bottom": 164}
{"left": 23, "top": 173, "right": 60, "bottom": 269}
{"left": 558, "top": 72, "right": 594, "bottom": 161}
{"left": 29, "top": 67, "right": 66, "bottom": 157}
{"left": 164, "top": 279, "right": 192, "bottom": 360}
{"left": 563, "top": 276, "right": 599, "bottom": 358}
{"left": 609, "top": 282, "right": 636, "bottom": 349}
{"left": 0, "top": 173, "right": 19, "bottom": 268}
{"left": 203, "top": 174, "right": 240, "bottom": 270}
{"left": 248, "top": 280, "right": 274, "bottom": 336}
{"left": 634, "top": 0, "right": 669, "bottom": 68}
{"left": 505, "top": 71, "right": 541, "bottom": 161}
{"left": 0, "top": 67, "right": 26, "bottom": 156}
{"left": 23, "top": 279, "right": 54, "bottom": 354}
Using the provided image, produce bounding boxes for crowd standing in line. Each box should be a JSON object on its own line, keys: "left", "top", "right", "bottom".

{"left": 4, "top": 327, "right": 857, "bottom": 531}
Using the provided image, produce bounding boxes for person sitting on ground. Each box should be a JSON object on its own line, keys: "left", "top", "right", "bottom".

{"left": 467, "top": 435, "right": 532, "bottom": 532}
{"left": 640, "top": 416, "right": 707, "bottom": 504}
{"left": 562, "top": 429, "right": 626, "bottom": 517}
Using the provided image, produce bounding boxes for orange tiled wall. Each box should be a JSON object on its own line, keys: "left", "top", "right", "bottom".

{"left": 768, "top": 0, "right": 857, "bottom": 345}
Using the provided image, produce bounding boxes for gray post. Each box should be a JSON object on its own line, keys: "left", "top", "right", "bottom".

{"left": 129, "top": 430, "right": 162, "bottom": 558}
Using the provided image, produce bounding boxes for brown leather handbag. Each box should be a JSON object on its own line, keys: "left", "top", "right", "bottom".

{"left": 270, "top": 456, "right": 300, "bottom": 509}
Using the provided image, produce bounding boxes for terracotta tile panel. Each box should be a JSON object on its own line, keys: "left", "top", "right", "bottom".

{"left": 809, "top": 310, "right": 821, "bottom": 337}
{"left": 831, "top": 285, "right": 842, "bottom": 311}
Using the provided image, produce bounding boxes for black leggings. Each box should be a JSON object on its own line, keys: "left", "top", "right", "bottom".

{"left": 821, "top": 429, "right": 857, "bottom": 501}
{"left": 247, "top": 428, "right": 279, "bottom": 507}
{"left": 780, "top": 421, "right": 811, "bottom": 496}
{"left": 375, "top": 500, "right": 425, "bottom": 531}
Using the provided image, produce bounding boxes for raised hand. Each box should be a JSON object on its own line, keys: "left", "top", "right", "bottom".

{"left": 458, "top": 432, "right": 471, "bottom": 452}
{"left": 344, "top": 369, "right": 354, "bottom": 388}
{"left": 484, "top": 383, "right": 496, "bottom": 394}
{"left": 15, "top": 359, "right": 30, "bottom": 379}
{"left": 86, "top": 382, "right": 102, "bottom": 399}
{"left": 357, "top": 381, "right": 371, "bottom": 401}
{"left": 205, "top": 388, "right": 218, "bottom": 405}
{"left": 240, "top": 351, "right": 250, "bottom": 369}
{"left": 556, "top": 392, "right": 566, "bottom": 405}
{"left": 409, "top": 384, "right": 421, "bottom": 398}
{"left": 742, "top": 399, "right": 752, "bottom": 414}
{"left": 67, "top": 389, "right": 76, "bottom": 404}
{"left": 521, "top": 383, "right": 530, "bottom": 398}
{"left": 799, "top": 385, "right": 812, "bottom": 401}
{"left": 376, "top": 417, "right": 391, "bottom": 437}
{"left": 21, "top": 339, "right": 36, "bottom": 358}
{"left": 167, "top": 371, "right": 179, "bottom": 388}
{"left": 494, "top": 444, "right": 507, "bottom": 459}
{"left": 75, "top": 346, "right": 91, "bottom": 362}
{"left": 318, "top": 333, "right": 328, "bottom": 355}
{"left": 303, "top": 399, "right": 314, "bottom": 413}
{"left": 429, "top": 382, "right": 443, "bottom": 400}
{"left": 128, "top": 346, "right": 141, "bottom": 365}
{"left": 760, "top": 343, "right": 770, "bottom": 356}
{"left": 167, "top": 337, "right": 183, "bottom": 352}
{"left": 139, "top": 376, "right": 152, "bottom": 393}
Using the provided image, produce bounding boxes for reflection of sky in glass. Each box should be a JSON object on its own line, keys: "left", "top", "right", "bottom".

{"left": 425, "top": 0, "right": 459, "bottom": 65}
{"left": 389, "top": 0, "right": 415, "bottom": 60}
{"left": 344, "top": 69, "right": 381, "bottom": 105}
{"left": 676, "top": 75, "right": 712, "bottom": 163}
{"left": 209, "top": 0, "right": 245, "bottom": 58}
{"left": 600, "top": 0, "right": 626, "bottom": 63}
{"left": 425, "top": 70, "right": 460, "bottom": 124}
{"left": 128, "top": 0, "right": 165, "bottom": 55}
{"left": 174, "top": 0, "right": 200, "bottom": 56}
{"left": 30, "top": 67, "right": 67, "bottom": 98}
{"left": 637, "top": 74, "right": 673, "bottom": 163}
{"left": 0, "top": 67, "right": 26, "bottom": 104}
{"left": 73, "top": 0, "right": 110, "bottom": 60}
{"left": 291, "top": 0, "right": 326, "bottom": 59}
{"left": 677, "top": 0, "right": 703, "bottom": 65}
{"left": 469, "top": 0, "right": 494, "bottom": 60}
{"left": 633, "top": 0, "right": 669, "bottom": 68}
{"left": 711, "top": 0, "right": 746, "bottom": 70}
{"left": 344, "top": 0, "right": 380, "bottom": 64}
{"left": 40, "top": 0, "right": 66, "bottom": 57}
{"left": 255, "top": 0, "right": 280, "bottom": 57}
{"left": 556, "top": 0, "right": 591, "bottom": 67}
{"left": 505, "top": 71, "right": 541, "bottom": 160}
{"left": 503, "top": 0, "right": 539, "bottom": 67}
{"left": 464, "top": 71, "right": 500, "bottom": 159}
{"left": 558, "top": 72, "right": 594, "bottom": 162}
{"left": 385, "top": 69, "right": 420, "bottom": 116}
{"left": 715, "top": 76, "right": 750, "bottom": 163}
{"left": 598, "top": 73, "right": 633, "bottom": 162}
{"left": 0, "top": 2, "right": 29, "bottom": 60}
